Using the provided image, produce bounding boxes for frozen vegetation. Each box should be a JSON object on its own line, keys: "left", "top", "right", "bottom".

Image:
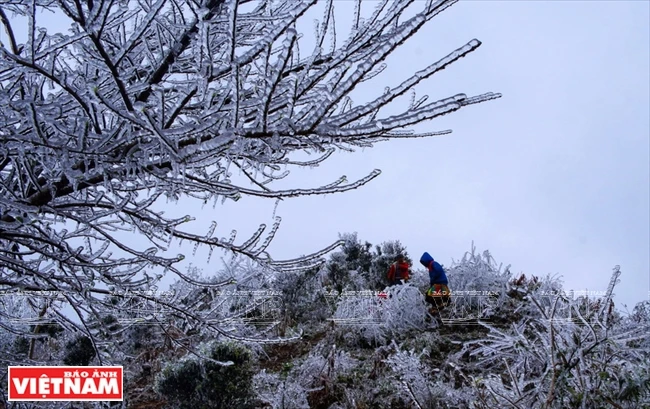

{"left": 1, "top": 0, "right": 647, "bottom": 407}
{"left": 1, "top": 235, "right": 649, "bottom": 408}
{"left": 0, "top": 0, "right": 499, "bottom": 351}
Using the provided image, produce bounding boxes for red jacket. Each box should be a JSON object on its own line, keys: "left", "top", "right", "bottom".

{"left": 387, "top": 261, "right": 410, "bottom": 282}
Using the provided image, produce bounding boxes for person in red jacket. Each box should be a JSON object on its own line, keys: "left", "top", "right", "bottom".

{"left": 387, "top": 254, "right": 411, "bottom": 286}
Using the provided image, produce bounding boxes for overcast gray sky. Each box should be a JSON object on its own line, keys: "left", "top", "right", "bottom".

{"left": 7, "top": 1, "right": 649, "bottom": 310}
{"left": 194, "top": 0, "right": 649, "bottom": 309}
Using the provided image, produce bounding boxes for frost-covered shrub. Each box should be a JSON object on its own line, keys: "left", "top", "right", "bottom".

{"left": 276, "top": 267, "right": 331, "bottom": 332}
{"left": 443, "top": 244, "right": 511, "bottom": 321}
{"left": 301, "top": 345, "right": 360, "bottom": 408}
{"left": 255, "top": 340, "right": 361, "bottom": 408}
{"left": 324, "top": 233, "right": 375, "bottom": 292}
{"left": 407, "top": 267, "right": 431, "bottom": 289}
{"left": 121, "top": 324, "right": 161, "bottom": 355}
{"left": 625, "top": 300, "right": 650, "bottom": 350}
{"left": 63, "top": 335, "right": 96, "bottom": 366}
{"left": 156, "top": 262, "right": 286, "bottom": 340}
{"left": 0, "top": 295, "right": 65, "bottom": 363}
{"left": 333, "top": 283, "right": 428, "bottom": 346}
{"left": 464, "top": 267, "right": 650, "bottom": 409}
{"left": 381, "top": 341, "right": 475, "bottom": 409}
{"left": 630, "top": 300, "right": 650, "bottom": 324}
{"left": 382, "top": 284, "right": 429, "bottom": 331}
{"left": 327, "top": 233, "right": 413, "bottom": 291}
{"left": 155, "top": 341, "right": 256, "bottom": 409}
{"left": 384, "top": 344, "right": 436, "bottom": 405}
{"left": 337, "top": 233, "right": 374, "bottom": 274}
{"left": 327, "top": 253, "right": 357, "bottom": 293}
{"left": 504, "top": 272, "right": 567, "bottom": 318}
{"left": 275, "top": 234, "right": 389, "bottom": 332}
{"left": 253, "top": 369, "right": 311, "bottom": 409}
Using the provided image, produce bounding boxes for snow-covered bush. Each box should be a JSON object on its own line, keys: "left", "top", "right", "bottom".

{"left": 150, "top": 261, "right": 292, "bottom": 342}
{"left": 276, "top": 266, "right": 331, "bottom": 333}
{"left": 253, "top": 369, "right": 311, "bottom": 409}
{"left": 155, "top": 341, "right": 256, "bottom": 409}
{"left": 464, "top": 266, "right": 650, "bottom": 408}
{"left": 312, "top": 233, "right": 426, "bottom": 346}
{"left": 255, "top": 340, "right": 360, "bottom": 409}
{"left": 324, "top": 233, "right": 383, "bottom": 292}
{"left": 62, "top": 335, "right": 96, "bottom": 366}
{"left": 324, "top": 233, "right": 414, "bottom": 291}
{"left": 384, "top": 343, "right": 437, "bottom": 406}
{"left": 624, "top": 300, "right": 650, "bottom": 350}
{"left": 381, "top": 340, "right": 481, "bottom": 409}
{"left": 444, "top": 244, "right": 512, "bottom": 322}
{"left": 333, "top": 283, "right": 428, "bottom": 347}
{"left": 326, "top": 252, "right": 364, "bottom": 293}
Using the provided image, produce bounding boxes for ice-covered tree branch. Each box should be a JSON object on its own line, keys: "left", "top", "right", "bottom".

{"left": 0, "top": 0, "right": 499, "bottom": 348}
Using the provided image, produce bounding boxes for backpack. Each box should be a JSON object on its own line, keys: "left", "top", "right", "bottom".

{"left": 393, "top": 262, "right": 410, "bottom": 280}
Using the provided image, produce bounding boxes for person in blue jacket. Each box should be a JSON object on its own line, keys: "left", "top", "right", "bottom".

{"left": 420, "top": 252, "right": 451, "bottom": 313}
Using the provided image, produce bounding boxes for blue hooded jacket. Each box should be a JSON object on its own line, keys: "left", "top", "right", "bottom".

{"left": 420, "top": 252, "right": 448, "bottom": 285}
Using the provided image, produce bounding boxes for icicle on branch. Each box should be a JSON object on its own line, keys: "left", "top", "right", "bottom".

{"left": 0, "top": 0, "right": 499, "bottom": 348}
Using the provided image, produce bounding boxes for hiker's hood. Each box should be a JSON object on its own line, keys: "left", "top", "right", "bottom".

{"left": 420, "top": 252, "right": 433, "bottom": 268}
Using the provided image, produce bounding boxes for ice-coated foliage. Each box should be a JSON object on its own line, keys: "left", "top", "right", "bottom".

{"left": 155, "top": 340, "right": 257, "bottom": 409}
{"left": 460, "top": 266, "right": 650, "bottom": 408}
{"left": 444, "top": 243, "right": 511, "bottom": 317}
{"left": 384, "top": 342, "right": 438, "bottom": 406}
{"left": 255, "top": 340, "right": 360, "bottom": 408}
{"left": 333, "top": 283, "right": 429, "bottom": 347}
{"left": 449, "top": 243, "right": 512, "bottom": 293}
{"left": 253, "top": 369, "right": 311, "bottom": 409}
{"left": 0, "top": 0, "right": 499, "bottom": 354}
{"left": 276, "top": 265, "right": 331, "bottom": 333}
{"left": 1, "top": 237, "right": 648, "bottom": 408}
{"left": 323, "top": 232, "right": 413, "bottom": 291}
